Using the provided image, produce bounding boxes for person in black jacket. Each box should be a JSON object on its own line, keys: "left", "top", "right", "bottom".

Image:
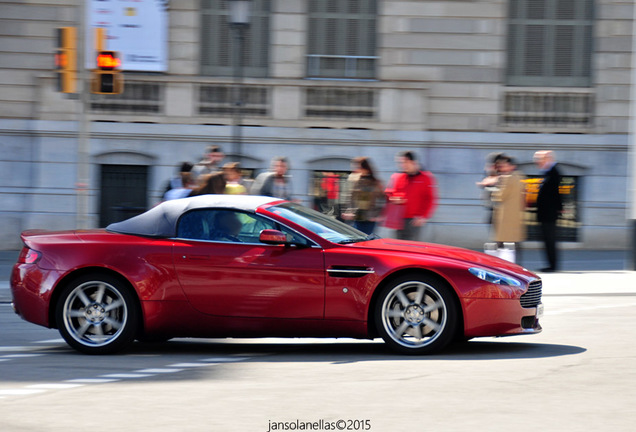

{"left": 533, "top": 150, "right": 563, "bottom": 272}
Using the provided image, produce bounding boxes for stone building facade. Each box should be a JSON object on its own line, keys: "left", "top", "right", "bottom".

{"left": 0, "top": 0, "right": 633, "bottom": 250}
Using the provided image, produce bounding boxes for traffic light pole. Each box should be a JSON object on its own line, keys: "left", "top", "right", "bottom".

{"left": 75, "top": 0, "right": 90, "bottom": 229}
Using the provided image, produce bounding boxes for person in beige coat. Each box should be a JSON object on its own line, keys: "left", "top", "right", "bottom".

{"left": 491, "top": 155, "right": 526, "bottom": 259}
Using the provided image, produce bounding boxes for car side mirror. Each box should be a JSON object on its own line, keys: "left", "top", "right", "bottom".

{"left": 259, "top": 229, "right": 288, "bottom": 245}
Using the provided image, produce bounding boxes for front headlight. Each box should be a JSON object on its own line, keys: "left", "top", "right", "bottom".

{"left": 469, "top": 267, "right": 521, "bottom": 287}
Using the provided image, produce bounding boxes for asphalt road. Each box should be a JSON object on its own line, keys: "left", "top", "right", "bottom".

{"left": 1, "top": 272, "right": 635, "bottom": 432}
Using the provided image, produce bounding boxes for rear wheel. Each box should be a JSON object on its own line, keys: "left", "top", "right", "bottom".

{"left": 375, "top": 274, "right": 458, "bottom": 354}
{"left": 55, "top": 274, "right": 138, "bottom": 354}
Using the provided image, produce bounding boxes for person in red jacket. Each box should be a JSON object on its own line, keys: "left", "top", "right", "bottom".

{"left": 384, "top": 150, "right": 438, "bottom": 241}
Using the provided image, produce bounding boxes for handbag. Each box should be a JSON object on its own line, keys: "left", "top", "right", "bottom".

{"left": 382, "top": 202, "right": 405, "bottom": 230}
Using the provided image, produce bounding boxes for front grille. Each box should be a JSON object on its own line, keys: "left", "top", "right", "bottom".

{"left": 520, "top": 279, "right": 542, "bottom": 308}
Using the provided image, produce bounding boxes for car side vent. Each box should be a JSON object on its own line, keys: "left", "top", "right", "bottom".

{"left": 327, "top": 266, "right": 375, "bottom": 278}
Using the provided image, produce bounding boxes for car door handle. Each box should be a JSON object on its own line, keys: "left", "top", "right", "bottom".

{"left": 183, "top": 254, "right": 210, "bottom": 260}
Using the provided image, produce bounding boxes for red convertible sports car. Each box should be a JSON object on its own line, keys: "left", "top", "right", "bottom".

{"left": 11, "top": 195, "right": 543, "bottom": 355}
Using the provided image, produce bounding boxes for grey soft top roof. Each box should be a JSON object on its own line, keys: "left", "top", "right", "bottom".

{"left": 106, "top": 195, "right": 282, "bottom": 237}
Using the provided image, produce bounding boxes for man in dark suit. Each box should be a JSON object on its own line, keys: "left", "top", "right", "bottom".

{"left": 533, "top": 150, "right": 563, "bottom": 272}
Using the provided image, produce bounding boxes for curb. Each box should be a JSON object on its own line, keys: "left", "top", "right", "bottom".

{"left": 0, "top": 281, "right": 11, "bottom": 303}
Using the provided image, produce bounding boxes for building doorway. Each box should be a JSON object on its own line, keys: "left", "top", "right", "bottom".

{"left": 99, "top": 164, "right": 148, "bottom": 227}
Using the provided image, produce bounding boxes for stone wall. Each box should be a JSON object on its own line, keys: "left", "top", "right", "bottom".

{"left": 0, "top": 119, "right": 628, "bottom": 250}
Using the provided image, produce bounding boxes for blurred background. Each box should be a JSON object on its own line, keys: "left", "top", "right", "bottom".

{"left": 0, "top": 0, "right": 633, "bottom": 253}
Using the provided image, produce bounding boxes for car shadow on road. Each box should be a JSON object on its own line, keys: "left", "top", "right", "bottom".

{"left": 0, "top": 339, "right": 585, "bottom": 386}
{"left": 126, "top": 338, "right": 586, "bottom": 362}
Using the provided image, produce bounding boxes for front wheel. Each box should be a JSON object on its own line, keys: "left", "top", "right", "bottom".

{"left": 375, "top": 274, "right": 458, "bottom": 355}
{"left": 55, "top": 274, "right": 138, "bottom": 354}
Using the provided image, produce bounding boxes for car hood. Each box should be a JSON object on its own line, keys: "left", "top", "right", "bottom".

{"left": 349, "top": 238, "right": 536, "bottom": 277}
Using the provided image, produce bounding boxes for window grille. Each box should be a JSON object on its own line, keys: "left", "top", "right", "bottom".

{"left": 502, "top": 90, "right": 593, "bottom": 128}
{"left": 305, "top": 87, "right": 375, "bottom": 119}
{"left": 90, "top": 82, "right": 163, "bottom": 114}
{"left": 200, "top": 0, "right": 270, "bottom": 78}
{"left": 198, "top": 84, "right": 268, "bottom": 116}
{"left": 506, "top": 0, "right": 594, "bottom": 87}
{"left": 307, "top": 0, "right": 377, "bottom": 79}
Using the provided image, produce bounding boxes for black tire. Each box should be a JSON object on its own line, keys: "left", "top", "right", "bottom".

{"left": 374, "top": 274, "right": 458, "bottom": 355}
{"left": 55, "top": 274, "right": 138, "bottom": 354}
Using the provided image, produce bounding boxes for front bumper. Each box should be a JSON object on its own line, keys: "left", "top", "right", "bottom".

{"left": 462, "top": 297, "right": 543, "bottom": 338}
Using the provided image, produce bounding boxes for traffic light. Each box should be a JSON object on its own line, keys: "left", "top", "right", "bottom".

{"left": 91, "top": 50, "right": 124, "bottom": 94}
{"left": 54, "top": 27, "right": 77, "bottom": 93}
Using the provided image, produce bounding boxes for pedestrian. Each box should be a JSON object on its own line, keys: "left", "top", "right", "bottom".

{"left": 476, "top": 152, "right": 503, "bottom": 226}
{"left": 341, "top": 158, "right": 363, "bottom": 207}
{"left": 163, "top": 161, "right": 194, "bottom": 198}
{"left": 321, "top": 172, "right": 341, "bottom": 215}
{"left": 222, "top": 162, "right": 248, "bottom": 195}
{"left": 188, "top": 171, "right": 227, "bottom": 197}
{"left": 191, "top": 145, "right": 224, "bottom": 181}
{"left": 533, "top": 150, "right": 563, "bottom": 272}
{"left": 250, "top": 156, "right": 293, "bottom": 200}
{"left": 163, "top": 162, "right": 196, "bottom": 200}
{"left": 490, "top": 154, "right": 526, "bottom": 262}
{"left": 384, "top": 150, "right": 438, "bottom": 241}
{"left": 342, "top": 157, "right": 384, "bottom": 235}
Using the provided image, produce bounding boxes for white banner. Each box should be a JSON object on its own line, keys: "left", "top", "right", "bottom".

{"left": 87, "top": 0, "right": 169, "bottom": 72}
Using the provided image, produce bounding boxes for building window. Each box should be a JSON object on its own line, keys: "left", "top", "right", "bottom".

{"left": 310, "top": 171, "right": 351, "bottom": 218}
{"left": 90, "top": 82, "right": 163, "bottom": 114}
{"left": 506, "top": 0, "right": 594, "bottom": 87}
{"left": 502, "top": 89, "right": 593, "bottom": 129}
{"left": 524, "top": 175, "right": 580, "bottom": 242}
{"left": 200, "top": 0, "right": 270, "bottom": 77}
{"left": 198, "top": 84, "right": 269, "bottom": 116}
{"left": 305, "top": 87, "right": 376, "bottom": 119}
{"left": 307, "top": 0, "right": 377, "bottom": 79}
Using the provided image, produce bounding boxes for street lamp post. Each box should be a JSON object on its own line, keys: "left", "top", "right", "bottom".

{"left": 228, "top": 0, "right": 251, "bottom": 163}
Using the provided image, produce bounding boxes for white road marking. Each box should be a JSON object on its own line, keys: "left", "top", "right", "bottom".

{"left": 65, "top": 378, "right": 120, "bottom": 384}
{"left": 168, "top": 363, "right": 211, "bottom": 368}
{"left": 0, "top": 346, "right": 43, "bottom": 353}
{"left": 101, "top": 373, "right": 152, "bottom": 379}
{"left": 136, "top": 368, "right": 185, "bottom": 374}
{"left": 0, "top": 353, "right": 44, "bottom": 358}
{"left": 0, "top": 337, "right": 254, "bottom": 400}
{"left": 27, "top": 383, "right": 84, "bottom": 390}
{"left": 34, "top": 339, "right": 65, "bottom": 344}
{"left": 201, "top": 357, "right": 249, "bottom": 362}
{"left": 0, "top": 389, "right": 46, "bottom": 396}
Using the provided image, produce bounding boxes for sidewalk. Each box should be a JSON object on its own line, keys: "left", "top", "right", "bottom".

{"left": 1, "top": 249, "right": 19, "bottom": 303}
{"left": 2, "top": 248, "right": 634, "bottom": 303}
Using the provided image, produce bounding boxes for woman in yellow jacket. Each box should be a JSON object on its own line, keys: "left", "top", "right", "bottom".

{"left": 491, "top": 155, "right": 526, "bottom": 262}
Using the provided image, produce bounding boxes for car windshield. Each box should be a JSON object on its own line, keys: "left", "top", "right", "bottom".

{"left": 267, "top": 202, "right": 378, "bottom": 244}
